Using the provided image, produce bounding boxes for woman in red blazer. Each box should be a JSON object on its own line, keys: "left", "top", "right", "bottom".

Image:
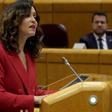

{"left": 0, "top": 1, "right": 54, "bottom": 112}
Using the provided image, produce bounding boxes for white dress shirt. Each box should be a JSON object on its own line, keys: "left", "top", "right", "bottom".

{"left": 93, "top": 33, "right": 108, "bottom": 49}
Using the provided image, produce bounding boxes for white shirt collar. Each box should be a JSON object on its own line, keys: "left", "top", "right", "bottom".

{"left": 93, "top": 33, "right": 106, "bottom": 41}
{"left": 93, "top": 33, "right": 108, "bottom": 49}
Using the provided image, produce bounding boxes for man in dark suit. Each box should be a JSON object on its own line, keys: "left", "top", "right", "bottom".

{"left": 79, "top": 12, "right": 112, "bottom": 49}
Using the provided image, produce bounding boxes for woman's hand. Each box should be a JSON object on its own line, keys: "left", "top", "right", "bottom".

{"left": 34, "top": 95, "right": 48, "bottom": 104}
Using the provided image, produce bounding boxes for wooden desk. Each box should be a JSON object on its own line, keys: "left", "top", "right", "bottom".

{"left": 40, "top": 73, "right": 112, "bottom": 112}
{"left": 36, "top": 49, "right": 112, "bottom": 86}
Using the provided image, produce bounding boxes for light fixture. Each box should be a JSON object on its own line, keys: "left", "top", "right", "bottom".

{"left": 88, "top": 95, "right": 98, "bottom": 106}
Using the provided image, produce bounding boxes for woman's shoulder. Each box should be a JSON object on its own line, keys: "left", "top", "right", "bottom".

{"left": 0, "top": 43, "right": 7, "bottom": 65}
{"left": 0, "top": 43, "right": 5, "bottom": 52}
{"left": 0, "top": 43, "right": 7, "bottom": 57}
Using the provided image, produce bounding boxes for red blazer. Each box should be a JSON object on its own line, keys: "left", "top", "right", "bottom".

{"left": 0, "top": 43, "right": 53, "bottom": 112}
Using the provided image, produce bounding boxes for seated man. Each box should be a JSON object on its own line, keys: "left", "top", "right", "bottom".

{"left": 79, "top": 12, "right": 112, "bottom": 49}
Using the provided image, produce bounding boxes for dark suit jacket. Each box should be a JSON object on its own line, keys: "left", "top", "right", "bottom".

{"left": 0, "top": 43, "right": 54, "bottom": 112}
{"left": 80, "top": 33, "right": 112, "bottom": 49}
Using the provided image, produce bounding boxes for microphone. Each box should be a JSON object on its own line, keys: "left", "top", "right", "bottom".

{"left": 38, "top": 57, "right": 83, "bottom": 90}
{"left": 62, "top": 57, "right": 83, "bottom": 82}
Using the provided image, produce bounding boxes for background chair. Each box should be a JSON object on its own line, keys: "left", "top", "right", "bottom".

{"left": 40, "top": 24, "right": 68, "bottom": 48}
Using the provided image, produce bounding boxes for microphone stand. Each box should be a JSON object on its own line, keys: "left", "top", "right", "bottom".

{"left": 62, "top": 57, "right": 83, "bottom": 82}
{"left": 39, "top": 57, "right": 83, "bottom": 90}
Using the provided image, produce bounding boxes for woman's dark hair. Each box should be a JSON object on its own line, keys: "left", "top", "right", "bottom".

{"left": 0, "top": 1, "right": 43, "bottom": 58}
{"left": 16, "top": 0, "right": 33, "bottom": 4}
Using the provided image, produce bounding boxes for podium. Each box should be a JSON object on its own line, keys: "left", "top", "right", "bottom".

{"left": 40, "top": 74, "right": 112, "bottom": 112}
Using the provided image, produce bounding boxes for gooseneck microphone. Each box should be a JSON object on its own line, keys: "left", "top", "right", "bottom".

{"left": 38, "top": 57, "right": 83, "bottom": 90}
{"left": 62, "top": 57, "right": 83, "bottom": 82}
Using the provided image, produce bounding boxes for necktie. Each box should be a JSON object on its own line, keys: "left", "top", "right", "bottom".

{"left": 98, "top": 38, "right": 103, "bottom": 49}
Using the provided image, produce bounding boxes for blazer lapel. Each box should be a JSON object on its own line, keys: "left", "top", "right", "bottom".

{"left": 106, "top": 35, "right": 112, "bottom": 49}
{"left": 7, "top": 52, "right": 29, "bottom": 94}
{"left": 91, "top": 34, "right": 98, "bottom": 48}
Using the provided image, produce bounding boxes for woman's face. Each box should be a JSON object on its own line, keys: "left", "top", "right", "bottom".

{"left": 19, "top": 7, "right": 38, "bottom": 38}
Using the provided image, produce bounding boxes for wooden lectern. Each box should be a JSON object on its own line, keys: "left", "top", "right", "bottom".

{"left": 39, "top": 74, "right": 112, "bottom": 112}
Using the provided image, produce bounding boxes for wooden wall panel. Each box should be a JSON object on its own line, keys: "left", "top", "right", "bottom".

{"left": 106, "top": 13, "right": 112, "bottom": 28}
{"left": 39, "top": 13, "right": 53, "bottom": 24}
{"left": 53, "top": 0, "right": 101, "bottom": 12}
{"left": 47, "top": 64, "right": 72, "bottom": 84}
{"left": 47, "top": 63, "right": 99, "bottom": 84}
{"left": 3, "top": 0, "right": 15, "bottom": 8}
{"left": 35, "top": 0, "right": 53, "bottom": 13}
{"left": 53, "top": 13, "right": 92, "bottom": 47}
{"left": 99, "top": 65, "right": 112, "bottom": 75}
{"left": 34, "top": 0, "right": 53, "bottom": 24}
{"left": 101, "top": 0, "right": 112, "bottom": 12}
{"left": 46, "top": 49, "right": 99, "bottom": 63}
{"left": 99, "top": 50, "right": 112, "bottom": 64}
{"left": 4, "top": 0, "right": 15, "bottom": 4}
{"left": 36, "top": 63, "right": 47, "bottom": 85}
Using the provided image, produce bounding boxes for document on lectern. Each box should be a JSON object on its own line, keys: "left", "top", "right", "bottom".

{"left": 59, "top": 74, "right": 89, "bottom": 90}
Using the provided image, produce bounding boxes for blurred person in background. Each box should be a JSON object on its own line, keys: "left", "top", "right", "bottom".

{"left": 79, "top": 12, "right": 112, "bottom": 49}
